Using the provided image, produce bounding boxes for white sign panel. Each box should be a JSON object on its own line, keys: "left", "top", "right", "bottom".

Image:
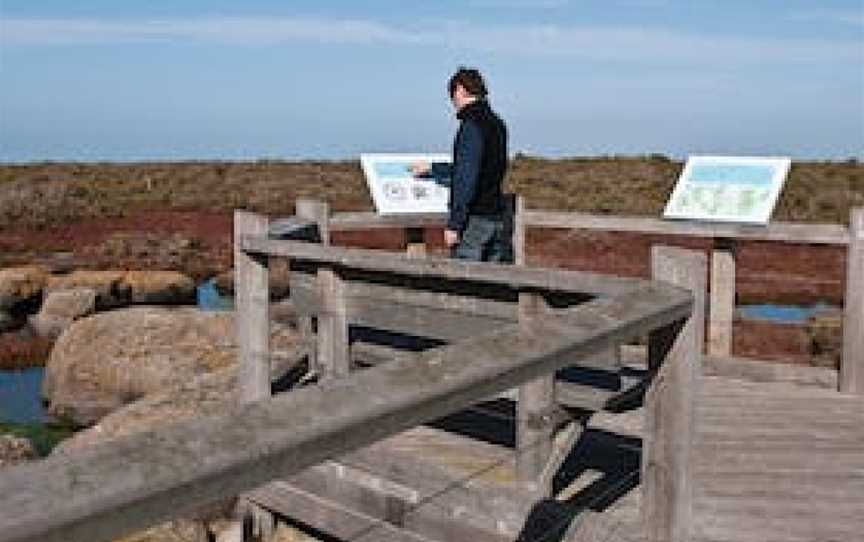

{"left": 663, "top": 156, "right": 791, "bottom": 224}
{"left": 360, "top": 153, "right": 451, "bottom": 215}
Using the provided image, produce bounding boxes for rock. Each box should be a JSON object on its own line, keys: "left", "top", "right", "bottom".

{"left": 0, "top": 265, "right": 49, "bottom": 311}
{"left": 212, "top": 259, "right": 291, "bottom": 300}
{"left": 43, "top": 307, "right": 301, "bottom": 425}
{"left": 0, "top": 310, "right": 18, "bottom": 333}
{"left": 0, "top": 434, "right": 36, "bottom": 468}
{"left": 806, "top": 308, "right": 843, "bottom": 369}
{"left": 59, "top": 368, "right": 244, "bottom": 542}
{"left": 46, "top": 271, "right": 130, "bottom": 309}
{"left": 28, "top": 287, "right": 97, "bottom": 338}
{"left": 123, "top": 271, "right": 196, "bottom": 304}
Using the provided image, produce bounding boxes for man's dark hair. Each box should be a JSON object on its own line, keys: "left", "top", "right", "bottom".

{"left": 448, "top": 67, "right": 488, "bottom": 98}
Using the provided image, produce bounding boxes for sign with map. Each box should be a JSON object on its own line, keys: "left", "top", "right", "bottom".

{"left": 663, "top": 156, "right": 791, "bottom": 224}
{"left": 360, "top": 153, "right": 451, "bottom": 215}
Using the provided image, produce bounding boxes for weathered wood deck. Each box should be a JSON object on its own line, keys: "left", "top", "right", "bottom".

{"left": 563, "top": 373, "right": 864, "bottom": 542}
{"left": 246, "top": 365, "right": 863, "bottom": 542}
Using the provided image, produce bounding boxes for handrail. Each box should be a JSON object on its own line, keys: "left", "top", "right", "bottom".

{"left": 324, "top": 209, "right": 850, "bottom": 245}
{"left": 0, "top": 239, "right": 692, "bottom": 542}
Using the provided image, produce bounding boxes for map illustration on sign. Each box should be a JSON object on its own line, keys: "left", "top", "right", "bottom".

{"left": 360, "top": 153, "right": 451, "bottom": 215}
{"left": 663, "top": 156, "right": 791, "bottom": 224}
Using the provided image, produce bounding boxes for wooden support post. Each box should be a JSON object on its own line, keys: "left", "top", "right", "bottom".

{"left": 405, "top": 227, "right": 427, "bottom": 259}
{"left": 708, "top": 239, "right": 735, "bottom": 358}
{"left": 234, "top": 211, "right": 271, "bottom": 403}
{"left": 317, "top": 266, "right": 350, "bottom": 381}
{"left": 512, "top": 194, "right": 526, "bottom": 265}
{"left": 243, "top": 501, "right": 276, "bottom": 542}
{"left": 643, "top": 245, "right": 706, "bottom": 542}
{"left": 295, "top": 198, "right": 330, "bottom": 245}
{"left": 516, "top": 292, "right": 556, "bottom": 491}
{"left": 841, "top": 208, "right": 864, "bottom": 394}
{"left": 294, "top": 199, "right": 330, "bottom": 375}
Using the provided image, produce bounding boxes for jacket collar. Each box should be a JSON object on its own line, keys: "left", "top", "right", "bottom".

{"left": 456, "top": 98, "right": 488, "bottom": 120}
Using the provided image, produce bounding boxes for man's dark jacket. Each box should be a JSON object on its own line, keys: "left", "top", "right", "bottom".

{"left": 447, "top": 99, "right": 508, "bottom": 232}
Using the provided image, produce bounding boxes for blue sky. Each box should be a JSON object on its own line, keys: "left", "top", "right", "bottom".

{"left": 1, "top": 1, "right": 862, "bottom": 162}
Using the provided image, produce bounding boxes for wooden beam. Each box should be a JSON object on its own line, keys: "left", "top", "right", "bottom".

{"left": 0, "top": 285, "right": 690, "bottom": 542}
{"left": 317, "top": 267, "right": 350, "bottom": 380}
{"left": 708, "top": 244, "right": 735, "bottom": 357}
{"left": 243, "top": 237, "right": 651, "bottom": 296}
{"left": 841, "top": 208, "right": 864, "bottom": 394}
{"left": 522, "top": 210, "right": 850, "bottom": 246}
{"left": 291, "top": 271, "right": 519, "bottom": 321}
{"left": 516, "top": 293, "right": 555, "bottom": 488}
{"left": 642, "top": 246, "right": 706, "bottom": 542}
{"left": 234, "top": 211, "right": 271, "bottom": 403}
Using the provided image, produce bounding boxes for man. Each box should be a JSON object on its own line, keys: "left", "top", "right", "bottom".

{"left": 413, "top": 67, "right": 512, "bottom": 262}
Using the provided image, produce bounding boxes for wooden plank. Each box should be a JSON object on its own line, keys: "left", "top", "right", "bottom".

{"left": 291, "top": 271, "right": 519, "bottom": 321}
{"left": 349, "top": 342, "right": 621, "bottom": 412}
{"left": 522, "top": 210, "right": 850, "bottom": 246}
{"left": 841, "top": 207, "right": 864, "bottom": 394}
{"left": 347, "top": 296, "right": 513, "bottom": 343}
{"left": 642, "top": 246, "right": 706, "bottom": 542}
{"left": 242, "top": 237, "right": 653, "bottom": 296}
{"left": 249, "top": 482, "right": 439, "bottom": 542}
{"left": 0, "top": 285, "right": 691, "bottom": 542}
{"left": 316, "top": 266, "right": 350, "bottom": 380}
{"left": 516, "top": 293, "right": 555, "bottom": 488}
{"left": 234, "top": 211, "right": 271, "bottom": 403}
{"left": 329, "top": 212, "right": 447, "bottom": 231}
{"left": 707, "top": 247, "right": 735, "bottom": 357}
{"left": 702, "top": 355, "right": 837, "bottom": 389}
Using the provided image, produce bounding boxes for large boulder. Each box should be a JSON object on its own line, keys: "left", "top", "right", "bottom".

{"left": 43, "top": 307, "right": 301, "bottom": 425}
{"left": 0, "top": 266, "right": 49, "bottom": 311}
{"left": 46, "top": 271, "right": 129, "bottom": 309}
{"left": 29, "top": 287, "right": 97, "bottom": 338}
{"left": 59, "top": 368, "right": 320, "bottom": 542}
{"left": 123, "top": 271, "right": 196, "bottom": 304}
{"left": 45, "top": 270, "right": 197, "bottom": 310}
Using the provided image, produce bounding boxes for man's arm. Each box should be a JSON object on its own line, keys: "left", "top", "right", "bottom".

{"left": 447, "top": 121, "right": 483, "bottom": 233}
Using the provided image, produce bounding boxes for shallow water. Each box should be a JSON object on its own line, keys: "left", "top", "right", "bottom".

{"left": 737, "top": 303, "right": 836, "bottom": 324}
{"left": 1, "top": 280, "right": 232, "bottom": 425}
{"left": 197, "top": 278, "right": 233, "bottom": 311}
{"left": 0, "top": 367, "right": 46, "bottom": 424}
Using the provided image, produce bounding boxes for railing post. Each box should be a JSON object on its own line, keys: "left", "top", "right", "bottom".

{"left": 317, "top": 266, "right": 350, "bottom": 381}
{"left": 512, "top": 194, "right": 526, "bottom": 265}
{"left": 516, "top": 292, "right": 555, "bottom": 491}
{"left": 643, "top": 246, "right": 706, "bottom": 542}
{"left": 295, "top": 198, "right": 330, "bottom": 245}
{"left": 708, "top": 238, "right": 735, "bottom": 358}
{"left": 841, "top": 208, "right": 864, "bottom": 394}
{"left": 294, "top": 199, "right": 330, "bottom": 375}
{"left": 234, "top": 211, "right": 271, "bottom": 403}
{"left": 406, "top": 227, "right": 427, "bottom": 258}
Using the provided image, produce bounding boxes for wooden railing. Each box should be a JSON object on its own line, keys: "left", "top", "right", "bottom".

{"left": 292, "top": 197, "right": 862, "bottom": 394}
{"left": 0, "top": 205, "right": 702, "bottom": 542}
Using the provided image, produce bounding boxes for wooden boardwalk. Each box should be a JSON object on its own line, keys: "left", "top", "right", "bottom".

{"left": 247, "top": 369, "right": 864, "bottom": 542}
{"left": 571, "top": 374, "right": 864, "bottom": 542}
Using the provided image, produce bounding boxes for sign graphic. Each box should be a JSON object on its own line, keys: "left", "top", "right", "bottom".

{"left": 360, "top": 153, "right": 451, "bottom": 214}
{"left": 663, "top": 156, "right": 791, "bottom": 224}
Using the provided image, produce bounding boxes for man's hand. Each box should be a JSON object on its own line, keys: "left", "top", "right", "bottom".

{"left": 444, "top": 229, "right": 459, "bottom": 247}
{"left": 410, "top": 160, "right": 431, "bottom": 177}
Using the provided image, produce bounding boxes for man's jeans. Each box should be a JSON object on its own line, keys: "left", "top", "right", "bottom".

{"left": 452, "top": 215, "right": 514, "bottom": 263}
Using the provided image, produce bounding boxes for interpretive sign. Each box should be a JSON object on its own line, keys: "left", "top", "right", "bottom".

{"left": 663, "top": 156, "right": 791, "bottom": 224}
{"left": 360, "top": 153, "right": 451, "bottom": 215}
